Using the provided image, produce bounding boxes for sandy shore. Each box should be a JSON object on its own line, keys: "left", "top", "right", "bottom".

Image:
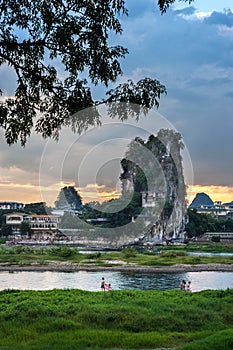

{"left": 0, "top": 263, "right": 232, "bottom": 273}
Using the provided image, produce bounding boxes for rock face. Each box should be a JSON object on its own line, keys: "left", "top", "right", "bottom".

{"left": 120, "top": 130, "right": 187, "bottom": 244}
{"left": 55, "top": 186, "right": 83, "bottom": 210}
{"left": 189, "top": 192, "right": 214, "bottom": 209}
{"left": 58, "top": 131, "right": 188, "bottom": 247}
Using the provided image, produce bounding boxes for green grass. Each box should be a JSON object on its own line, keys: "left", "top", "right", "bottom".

{"left": 0, "top": 289, "right": 232, "bottom": 349}
{"left": 0, "top": 244, "right": 233, "bottom": 267}
{"left": 163, "top": 243, "right": 233, "bottom": 253}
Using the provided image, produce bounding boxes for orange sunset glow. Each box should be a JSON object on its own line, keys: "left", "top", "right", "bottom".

{"left": 1, "top": 181, "right": 233, "bottom": 207}
{"left": 0, "top": 181, "right": 121, "bottom": 206}
{"left": 187, "top": 185, "right": 233, "bottom": 205}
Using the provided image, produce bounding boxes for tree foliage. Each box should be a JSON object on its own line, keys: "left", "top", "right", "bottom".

{"left": 0, "top": 209, "right": 15, "bottom": 228}
{"left": 24, "top": 202, "right": 49, "bottom": 214}
{"left": 157, "top": 0, "right": 194, "bottom": 14}
{"left": 19, "top": 221, "right": 32, "bottom": 236}
{"left": 186, "top": 208, "right": 233, "bottom": 237}
{"left": 0, "top": 0, "right": 179, "bottom": 145}
{"left": 0, "top": 223, "right": 12, "bottom": 236}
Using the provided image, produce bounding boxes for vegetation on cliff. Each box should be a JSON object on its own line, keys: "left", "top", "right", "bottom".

{"left": 81, "top": 129, "right": 187, "bottom": 244}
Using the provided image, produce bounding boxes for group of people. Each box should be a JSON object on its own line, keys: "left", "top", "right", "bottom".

{"left": 180, "top": 279, "right": 191, "bottom": 291}
{"left": 101, "top": 277, "right": 112, "bottom": 291}
{"left": 101, "top": 277, "right": 191, "bottom": 292}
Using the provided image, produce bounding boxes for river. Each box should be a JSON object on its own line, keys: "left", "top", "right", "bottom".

{"left": 0, "top": 270, "right": 232, "bottom": 292}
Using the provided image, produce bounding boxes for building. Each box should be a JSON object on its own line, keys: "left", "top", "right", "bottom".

{"left": 189, "top": 193, "right": 233, "bottom": 219}
{"left": 195, "top": 202, "right": 228, "bottom": 219}
{"left": 141, "top": 191, "right": 166, "bottom": 208}
{"left": 86, "top": 218, "right": 109, "bottom": 225}
{"left": 0, "top": 201, "right": 24, "bottom": 210}
{"left": 201, "top": 232, "right": 233, "bottom": 242}
{"left": 5, "top": 212, "right": 61, "bottom": 239}
{"left": 51, "top": 208, "right": 82, "bottom": 216}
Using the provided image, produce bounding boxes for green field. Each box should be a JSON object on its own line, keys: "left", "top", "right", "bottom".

{"left": 0, "top": 288, "right": 232, "bottom": 350}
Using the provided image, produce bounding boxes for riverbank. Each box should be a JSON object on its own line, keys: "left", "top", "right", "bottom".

{"left": 0, "top": 245, "right": 232, "bottom": 273}
{"left": 0, "top": 262, "right": 232, "bottom": 272}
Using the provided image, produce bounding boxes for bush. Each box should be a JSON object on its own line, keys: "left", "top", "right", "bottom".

{"left": 163, "top": 250, "right": 187, "bottom": 258}
{"left": 211, "top": 236, "right": 220, "bottom": 243}
{"left": 121, "top": 248, "right": 137, "bottom": 258}
{"left": 49, "top": 246, "right": 77, "bottom": 258}
{"left": 86, "top": 252, "right": 101, "bottom": 259}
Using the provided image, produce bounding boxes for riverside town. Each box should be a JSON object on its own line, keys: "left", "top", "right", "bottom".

{"left": 1, "top": 131, "right": 232, "bottom": 247}
{"left": 1, "top": 190, "right": 233, "bottom": 247}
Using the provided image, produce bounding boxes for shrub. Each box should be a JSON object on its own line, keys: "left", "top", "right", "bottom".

{"left": 163, "top": 250, "right": 187, "bottom": 258}
{"left": 86, "top": 252, "right": 101, "bottom": 259}
{"left": 211, "top": 236, "right": 220, "bottom": 243}
{"left": 49, "top": 246, "right": 77, "bottom": 258}
{"left": 121, "top": 248, "right": 137, "bottom": 258}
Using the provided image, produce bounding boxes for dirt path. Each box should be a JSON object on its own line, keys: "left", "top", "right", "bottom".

{"left": 0, "top": 262, "right": 232, "bottom": 272}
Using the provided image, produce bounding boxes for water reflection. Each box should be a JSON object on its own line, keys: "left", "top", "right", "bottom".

{"left": 0, "top": 271, "right": 232, "bottom": 292}
{"left": 188, "top": 251, "right": 233, "bottom": 257}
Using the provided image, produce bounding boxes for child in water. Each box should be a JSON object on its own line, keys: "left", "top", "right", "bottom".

{"left": 186, "top": 281, "right": 191, "bottom": 292}
{"left": 180, "top": 280, "right": 186, "bottom": 290}
{"left": 104, "top": 283, "right": 112, "bottom": 291}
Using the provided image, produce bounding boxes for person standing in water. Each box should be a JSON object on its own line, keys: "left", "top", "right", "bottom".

{"left": 180, "top": 280, "right": 186, "bottom": 290}
{"left": 101, "top": 277, "right": 105, "bottom": 291}
{"left": 186, "top": 281, "right": 192, "bottom": 292}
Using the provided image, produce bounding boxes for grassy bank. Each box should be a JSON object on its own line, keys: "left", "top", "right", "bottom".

{"left": 163, "top": 243, "right": 233, "bottom": 253}
{"left": 0, "top": 288, "right": 232, "bottom": 350}
{"left": 0, "top": 245, "right": 232, "bottom": 268}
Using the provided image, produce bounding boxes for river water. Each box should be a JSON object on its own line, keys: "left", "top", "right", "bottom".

{"left": 0, "top": 270, "right": 232, "bottom": 292}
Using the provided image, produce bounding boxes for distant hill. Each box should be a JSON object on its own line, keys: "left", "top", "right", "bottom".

{"left": 189, "top": 192, "right": 214, "bottom": 209}
{"left": 55, "top": 186, "right": 82, "bottom": 210}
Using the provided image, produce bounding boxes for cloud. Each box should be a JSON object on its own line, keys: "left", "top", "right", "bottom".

{"left": 189, "top": 185, "right": 233, "bottom": 204}
{"left": 78, "top": 183, "right": 120, "bottom": 204}
{"left": 124, "top": 0, "right": 156, "bottom": 18}
{"left": 38, "top": 107, "right": 167, "bottom": 205}
{"left": 115, "top": 5, "right": 233, "bottom": 192}
{"left": 174, "top": 6, "right": 196, "bottom": 16}
{"left": 1, "top": 3, "right": 233, "bottom": 204}
{"left": 204, "top": 9, "right": 233, "bottom": 27}
{"left": 0, "top": 64, "right": 17, "bottom": 95}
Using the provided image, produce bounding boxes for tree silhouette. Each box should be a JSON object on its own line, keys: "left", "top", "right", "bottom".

{"left": 0, "top": 0, "right": 193, "bottom": 145}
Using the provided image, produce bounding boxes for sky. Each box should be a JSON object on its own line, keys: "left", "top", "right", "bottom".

{"left": 1, "top": 0, "right": 233, "bottom": 206}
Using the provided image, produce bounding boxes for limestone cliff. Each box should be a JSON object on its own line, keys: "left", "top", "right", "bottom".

{"left": 120, "top": 129, "right": 187, "bottom": 243}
